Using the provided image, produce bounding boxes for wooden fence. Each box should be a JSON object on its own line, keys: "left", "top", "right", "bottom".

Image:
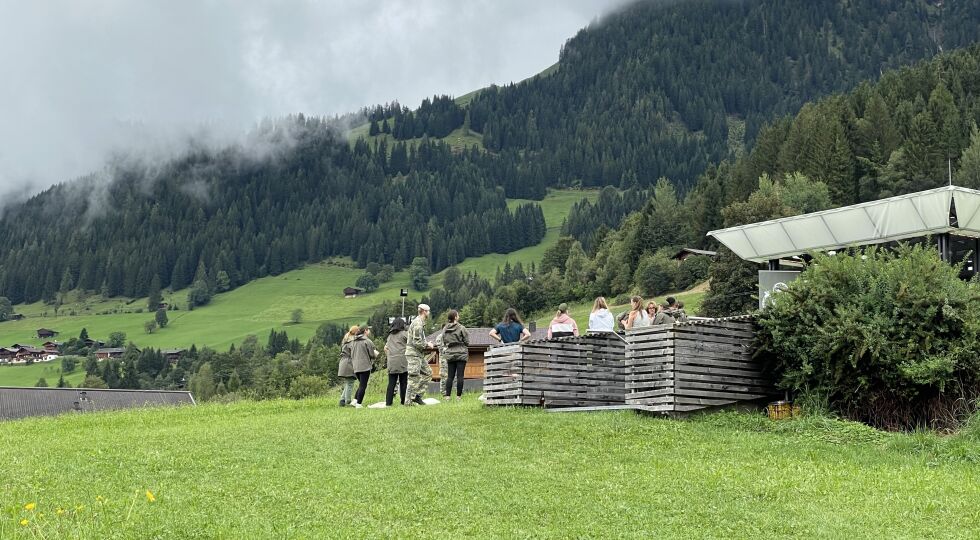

{"left": 625, "top": 317, "right": 776, "bottom": 413}
{"left": 483, "top": 333, "right": 626, "bottom": 408}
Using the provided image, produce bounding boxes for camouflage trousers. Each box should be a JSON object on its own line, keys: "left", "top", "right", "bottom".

{"left": 406, "top": 352, "right": 432, "bottom": 402}
{"left": 439, "top": 353, "right": 448, "bottom": 395}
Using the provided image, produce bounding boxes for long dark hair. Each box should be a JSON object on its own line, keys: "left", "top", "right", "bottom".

{"left": 388, "top": 317, "right": 406, "bottom": 335}
{"left": 502, "top": 308, "right": 523, "bottom": 325}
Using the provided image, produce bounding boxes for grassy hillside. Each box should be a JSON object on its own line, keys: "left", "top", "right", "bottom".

{"left": 0, "top": 260, "right": 412, "bottom": 354}
{"left": 435, "top": 189, "right": 599, "bottom": 283}
{"left": 0, "top": 190, "right": 596, "bottom": 359}
{"left": 2, "top": 399, "right": 979, "bottom": 537}
{"left": 0, "top": 362, "right": 85, "bottom": 388}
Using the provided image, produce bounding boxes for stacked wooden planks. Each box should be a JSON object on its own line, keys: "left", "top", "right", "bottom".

{"left": 625, "top": 317, "right": 776, "bottom": 413}
{"left": 484, "top": 334, "right": 627, "bottom": 408}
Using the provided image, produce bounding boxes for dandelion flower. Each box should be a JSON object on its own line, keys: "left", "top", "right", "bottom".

{"left": 145, "top": 490, "right": 156, "bottom": 503}
{"left": 24, "top": 502, "right": 35, "bottom": 511}
{"left": 56, "top": 508, "right": 65, "bottom": 516}
{"left": 19, "top": 519, "right": 28, "bottom": 526}
{"left": 96, "top": 495, "right": 104, "bottom": 502}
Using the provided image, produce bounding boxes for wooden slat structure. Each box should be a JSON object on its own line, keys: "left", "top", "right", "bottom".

{"left": 625, "top": 317, "right": 777, "bottom": 413}
{"left": 484, "top": 334, "right": 627, "bottom": 408}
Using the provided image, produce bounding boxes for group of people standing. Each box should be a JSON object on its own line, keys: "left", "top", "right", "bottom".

{"left": 338, "top": 303, "right": 469, "bottom": 408}
{"left": 337, "top": 295, "right": 688, "bottom": 407}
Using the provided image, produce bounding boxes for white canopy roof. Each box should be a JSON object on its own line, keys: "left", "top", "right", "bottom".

{"left": 707, "top": 186, "right": 980, "bottom": 263}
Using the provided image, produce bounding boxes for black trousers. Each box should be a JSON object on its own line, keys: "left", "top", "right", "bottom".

{"left": 444, "top": 360, "right": 467, "bottom": 397}
{"left": 386, "top": 372, "right": 408, "bottom": 406}
{"left": 354, "top": 371, "right": 370, "bottom": 403}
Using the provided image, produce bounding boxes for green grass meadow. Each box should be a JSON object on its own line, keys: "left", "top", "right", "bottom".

{"left": 0, "top": 260, "right": 416, "bottom": 354}
{"left": 2, "top": 398, "right": 979, "bottom": 538}
{"left": 0, "top": 362, "right": 86, "bottom": 388}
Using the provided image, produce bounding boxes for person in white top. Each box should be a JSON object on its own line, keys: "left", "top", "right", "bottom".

{"left": 625, "top": 295, "right": 650, "bottom": 330}
{"left": 588, "top": 296, "right": 615, "bottom": 332}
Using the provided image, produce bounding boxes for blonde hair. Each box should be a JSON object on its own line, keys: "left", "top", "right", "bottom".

{"left": 342, "top": 325, "right": 359, "bottom": 344}
{"left": 646, "top": 301, "right": 658, "bottom": 313}
{"left": 592, "top": 297, "right": 608, "bottom": 312}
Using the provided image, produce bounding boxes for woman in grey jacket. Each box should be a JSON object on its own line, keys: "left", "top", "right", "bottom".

{"left": 441, "top": 310, "right": 470, "bottom": 401}
{"left": 349, "top": 326, "right": 379, "bottom": 408}
{"left": 337, "top": 325, "right": 358, "bottom": 406}
{"left": 384, "top": 318, "right": 409, "bottom": 406}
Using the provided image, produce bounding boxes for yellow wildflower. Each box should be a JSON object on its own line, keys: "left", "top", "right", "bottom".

{"left": 56, "top": 508, "right": 65, "bottom": 516}
{"left": 19, "top": 519, "right": 28, "bottom": 526}
{"left": 96, "top": 495, "right": 104, "bottom": 502}
{"left": 23, "top": 502, "right": 35, "bottom": 511}
{"left": 145, "top": 490, "right": 156, "bottom": 503}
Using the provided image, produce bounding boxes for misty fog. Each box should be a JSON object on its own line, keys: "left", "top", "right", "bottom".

{"left": 0, "top": 0, "right": 630, "bottom": 199}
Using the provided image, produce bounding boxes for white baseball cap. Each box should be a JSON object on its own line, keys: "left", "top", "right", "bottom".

{"left": 418, "top": 304, "right": 430, "bottom": 311}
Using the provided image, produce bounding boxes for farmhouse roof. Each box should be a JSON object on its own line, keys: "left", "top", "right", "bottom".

{"left": 95, "top": 347, "right": 127, "bottom": 354}
{"left": 708, "top": 185, "right": 980, "bottom": 263}
{"left": 0, "top": 387, "right": 195, "bottom": 421}
{"left": 426, "top": 327, "right": 501, "bottom": 348}
{"left": 671, "top": 247, "right": 717, "bottom": 260}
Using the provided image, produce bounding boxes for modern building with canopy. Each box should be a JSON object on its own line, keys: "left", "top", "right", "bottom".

{"left": 707, "top": 185, "right": 980, "bottom": 275}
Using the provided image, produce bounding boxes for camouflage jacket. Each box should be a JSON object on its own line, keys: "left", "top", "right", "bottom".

{"left": 406, "top": 316, "right": 427, "bottom": 355}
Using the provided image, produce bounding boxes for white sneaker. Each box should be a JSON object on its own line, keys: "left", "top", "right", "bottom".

{"left": 352, "top": 400, "right": 363, "bottom": 409}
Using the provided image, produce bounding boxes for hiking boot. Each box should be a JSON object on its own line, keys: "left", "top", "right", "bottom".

{"left": 412, "top": 395, "right": 426, "bottom": 406}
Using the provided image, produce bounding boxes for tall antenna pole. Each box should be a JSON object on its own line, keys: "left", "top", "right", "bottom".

{"left": 949, "top": 159, "right": 953, "bottom": 186}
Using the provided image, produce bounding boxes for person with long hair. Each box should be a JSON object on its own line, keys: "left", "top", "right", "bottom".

{"left": 337, "top": 325, "right": 359, "bottom": 406}
{"left": 349, "top": 326, "right": 379, "bottom": 408}
{"left": 441, "top": 310, "right": 470, "bottom": 401}
{"left": 588, "top": 296, "right": 614, "bottom": 332}
{"left": 384, "top": 317, "right": 409, "bottom": 406}
{"left": 625, "top": 296, "right": 650, "bottom": 330}
{"left": 489, "top": 307, "right": 531, "bottom": 344}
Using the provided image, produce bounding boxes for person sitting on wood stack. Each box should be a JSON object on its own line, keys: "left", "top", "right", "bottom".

{"left": 547, "top": 303, "right": 579, "bottom": 339}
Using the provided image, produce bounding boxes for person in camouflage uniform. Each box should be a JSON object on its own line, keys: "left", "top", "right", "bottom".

{"left": 405, "top": 304, "right": 434, "bottom": 405}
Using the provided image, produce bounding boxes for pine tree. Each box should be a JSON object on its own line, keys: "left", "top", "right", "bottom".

{"left": 147, "top": 274, "right": 162, "bottom": 312}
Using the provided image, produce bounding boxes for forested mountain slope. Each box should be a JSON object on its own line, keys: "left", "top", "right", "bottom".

{"left": 559, "top": 44, "right": 980, "bottom": 316}
{"left": 360, "top": 0, "right": 980, "bottom": 194}
{"left": 0, "top": 120, "right": 545, "bottom": 304}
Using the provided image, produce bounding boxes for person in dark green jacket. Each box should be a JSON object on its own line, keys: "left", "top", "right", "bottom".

{"left": 384, "top": 318, "right": 408, "bottom": 406}
{"left": 349, "top": 326, "right": 379, "bottom": 408}
{"left": 441, "top": 310, "right": 470, "bottom": 401}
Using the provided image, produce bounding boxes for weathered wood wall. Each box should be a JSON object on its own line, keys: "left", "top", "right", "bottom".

{"left": 625, "top": 318, "right": 776, "bottom": 413}
{"left": 484, "top": 334, "right": 626, "bottom": 408}
{"left": 484, "top": 317, "right": 776, "bottom": 414}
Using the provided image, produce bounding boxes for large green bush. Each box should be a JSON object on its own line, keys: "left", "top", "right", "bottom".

{"left": 757, "top": 244, "right": 980, "bottom": 430}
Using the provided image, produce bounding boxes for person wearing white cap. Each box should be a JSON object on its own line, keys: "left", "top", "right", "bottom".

{"left": 404, "top": 303, "right": 434, "bottom": 405}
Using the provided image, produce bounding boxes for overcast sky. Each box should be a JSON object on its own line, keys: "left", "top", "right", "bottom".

{"left": 0, "top": 0, "right": 630, "bottom": 198}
